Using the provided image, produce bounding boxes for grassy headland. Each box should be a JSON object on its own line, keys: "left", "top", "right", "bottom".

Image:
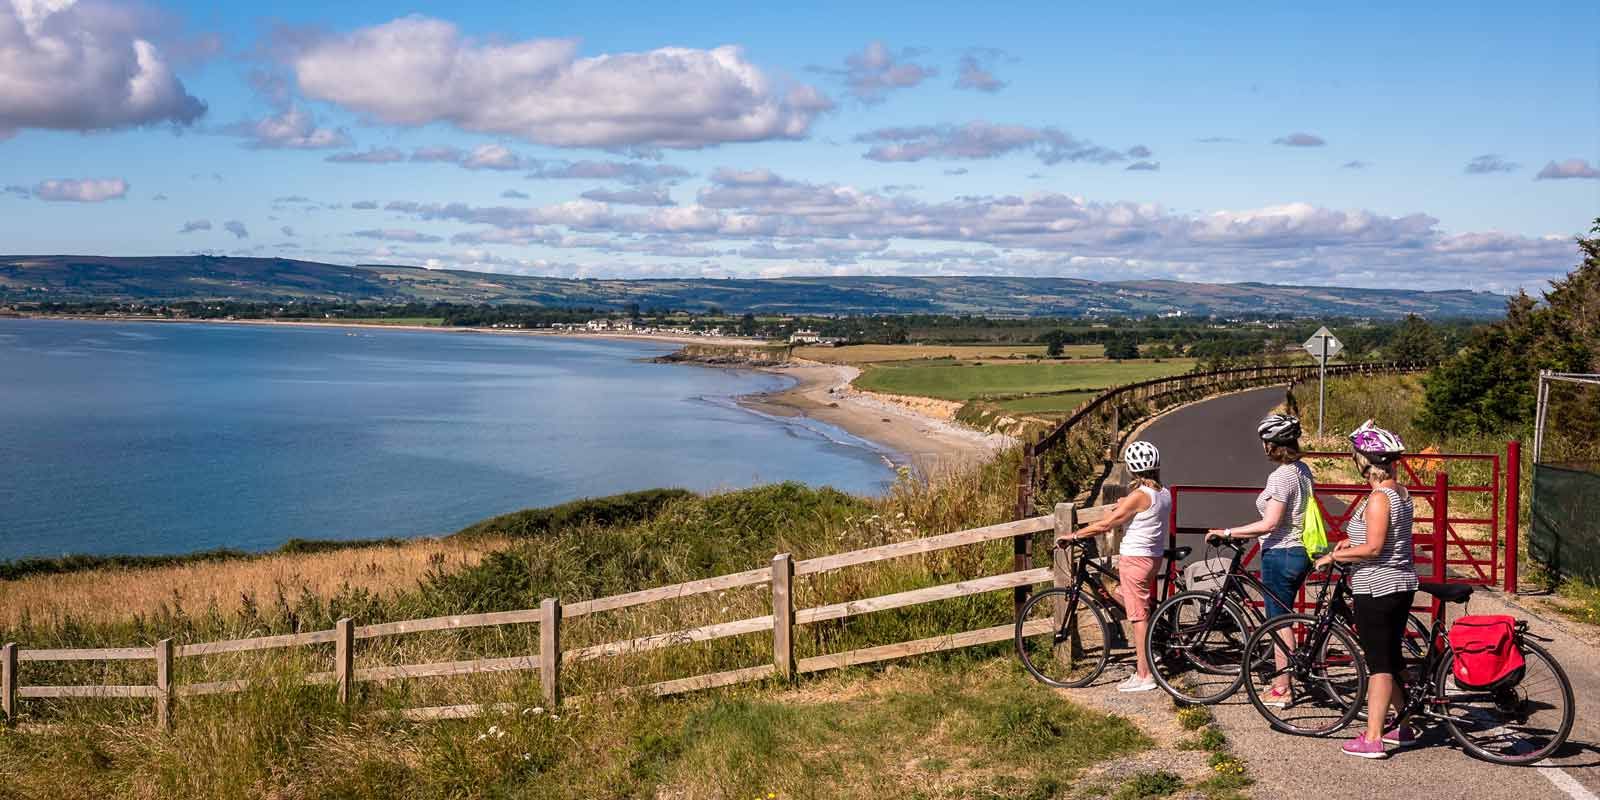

{"left": 0, "top": 454, "right": 1178, "bottom": 799}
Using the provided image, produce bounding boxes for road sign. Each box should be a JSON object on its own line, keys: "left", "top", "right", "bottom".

{"left": 1303, "top": 327, "right": 1343, "bottom": 363}
{"left": 1303, "top": 326, "right": 1341, "bottom": 437}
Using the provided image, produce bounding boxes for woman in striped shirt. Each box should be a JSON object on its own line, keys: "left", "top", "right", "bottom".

{"left": 1314, "top": 420, "right": 1418, "bottom": 759}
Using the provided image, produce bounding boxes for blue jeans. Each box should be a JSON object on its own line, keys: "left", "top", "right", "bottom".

{"left": 1260, "top": 546, "right": 1310, "bottom": 620}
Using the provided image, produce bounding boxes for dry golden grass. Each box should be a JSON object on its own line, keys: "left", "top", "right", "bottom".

{"left": 0, "top": 537, "right": 504, "bottom": 628}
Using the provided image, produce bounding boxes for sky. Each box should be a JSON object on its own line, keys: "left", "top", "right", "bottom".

{"left": 2, "top": 0, "right": 1597, "bottom": 292}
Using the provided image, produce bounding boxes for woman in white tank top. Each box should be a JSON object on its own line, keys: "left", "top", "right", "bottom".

{"left": 1057, "top": 440, "right": 1170, "bottom": 693}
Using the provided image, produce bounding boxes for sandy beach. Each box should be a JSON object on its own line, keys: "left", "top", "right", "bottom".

{"left": 741, "top": 360, "right": 1015, "bottom": 473}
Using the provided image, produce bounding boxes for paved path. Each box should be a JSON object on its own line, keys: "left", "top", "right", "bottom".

{"left": 1119, "top": 386, "right": 1600, "bottom": 799}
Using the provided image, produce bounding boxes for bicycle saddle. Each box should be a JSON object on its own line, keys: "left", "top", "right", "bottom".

{"left": 1164, "top": 546, "right": 1192, "bottom": 562}
{"left": 1419, "top": 582, "right": 1473, "bottom": 604}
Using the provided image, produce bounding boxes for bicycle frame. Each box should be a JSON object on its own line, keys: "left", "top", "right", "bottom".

{"left": 1056, "top": 538, "right": 1181, "bottom": 630}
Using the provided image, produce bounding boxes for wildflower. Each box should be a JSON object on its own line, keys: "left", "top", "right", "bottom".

{"left": 527, "top": 707, "right": 544, "bottom": 715}
{"left": 475, "top": 733, "right": 487, "bottom": 742}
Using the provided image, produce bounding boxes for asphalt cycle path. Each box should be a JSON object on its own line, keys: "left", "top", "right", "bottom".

{"left": 1129, "top": 386, "right": 1599, "bottom": 799}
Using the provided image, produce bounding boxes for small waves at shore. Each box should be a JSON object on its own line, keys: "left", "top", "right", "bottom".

{"left": 692, "top": 392, "right": 906, "bottom": 472}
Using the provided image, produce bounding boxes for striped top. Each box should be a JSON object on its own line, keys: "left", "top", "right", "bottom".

{"left": 1256, "top": 461, "right": 1313, "bottom": 551}
{"left": 1344, "top": 486, "right": 1419, "bottom": 596}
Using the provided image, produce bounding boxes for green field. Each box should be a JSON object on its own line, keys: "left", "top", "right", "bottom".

{"left": 995, "top": 391, "right": 1103, "bottom": 418}
{"left": 854, "top": 359, "right": 1196, "bottom": 401}
{"left": 796, "top": 342, "right": 1103, "bottom": 364}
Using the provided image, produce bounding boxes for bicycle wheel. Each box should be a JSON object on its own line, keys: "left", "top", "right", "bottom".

{"left": 1148, "top": 591, "right": 1249, "bottom": 704}
{"left": 1015, "top": 587, "right": 1112, "bottom": 688}
{"left": 1242, "top": 614, "right": 1366, "bottom": 736}
{"left": 1437, "top": 639, "right": 1575, "bottom": 765}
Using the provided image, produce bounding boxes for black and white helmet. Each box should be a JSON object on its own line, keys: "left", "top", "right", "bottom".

{"left": 1257, "top": 413, "right": 1302, "bottom": 444}
{"left": 1124, "top": 441, "right": 1160, "bottom": 473}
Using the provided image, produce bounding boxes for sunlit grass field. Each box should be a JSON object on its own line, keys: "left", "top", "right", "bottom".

{"left": 855, "top": 359, "right": 1196, "bottom": 401}
{"left": 793, "top": 343, "right": 1104, "bottom": 364}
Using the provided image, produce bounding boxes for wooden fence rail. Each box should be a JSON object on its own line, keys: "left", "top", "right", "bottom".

{"left": 2, "top": 502, "right": 1118, "bottom": 729}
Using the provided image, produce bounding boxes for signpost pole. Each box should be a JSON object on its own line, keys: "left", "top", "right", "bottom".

{"left": 1318, "top": 336, "right": 1327, "bottom": 437}
{"left": 1303, "top": 326, "right": 1341, "bottom": 439}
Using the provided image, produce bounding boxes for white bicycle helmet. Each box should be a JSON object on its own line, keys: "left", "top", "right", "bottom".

{"left": 1349, "top": 419, "right": 1405, "bottom": 461}
{"left": 1124, "top": 441, "right": 1160, "bottom": 473}
{"left": 1257, "top": 413, "right": 1302, "bottom": 444}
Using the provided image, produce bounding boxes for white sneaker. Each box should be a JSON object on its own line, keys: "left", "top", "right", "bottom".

{"left": 1117, "top": 674, "right": 1158, "bottom": 693}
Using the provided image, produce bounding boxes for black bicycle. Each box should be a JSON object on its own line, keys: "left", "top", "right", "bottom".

{"left": 1014, "top": 536, "right": 1190, "bottom": 688}
{"left": 1245, "top": 579, "right": 1575, "bottom": 765}
{"left": 1238, "top": 562, "right": 1371, "bottom": 735}
{"left": 1148, "top": 537, "right": 1429, "bottom": 705}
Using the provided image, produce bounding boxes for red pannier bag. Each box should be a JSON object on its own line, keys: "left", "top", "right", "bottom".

{"left": 1448, "top": 615, "right": 1525, "bottom": 690}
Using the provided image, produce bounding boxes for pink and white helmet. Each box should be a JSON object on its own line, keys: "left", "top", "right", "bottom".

{"left": 1349, "top": 419, "right": 1405, "bottom": 461}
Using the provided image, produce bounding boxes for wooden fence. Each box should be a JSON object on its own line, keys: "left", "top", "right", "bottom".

{"left": 1, "top": 502, "right": 1117, "bottom": 729}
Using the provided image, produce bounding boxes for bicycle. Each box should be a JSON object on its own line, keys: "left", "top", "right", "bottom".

{"left": 1014, "top": 536, "right": 1190, "bottom": 688}
{"left": 1244, "top": 578, "right": 1575, "bottom": 764}
{"left": 1237, "top": 562, "right": 1371, "bottom": 735}
{"left": 1148, "top": 535, "right": 1430, "bottom": 705}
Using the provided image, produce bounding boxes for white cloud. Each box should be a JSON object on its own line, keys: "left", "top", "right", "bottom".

{"left": 223, "top": 220, "right": 248, "bottom": 239}
{"left": 954, "top": 49, "right": 1005, "bottom": 92}
{"left": 33, "top": 177, "right": 128, "bottom": 202}
{"left": 579, "top": 186, "right": 675, "bottom": 206}
{"left": 287, "top": 15, "right": 830, "bottom": 149}
{"left": 1273, "top": 132, "right": 1326, "bottom": 147}
{"left": 223, "top": 105, "right": 350, "bottom": 149}
{"left": 327, "top": 147, "right": 406, "bottom": 164}
{"left": 0, "top": 0, "right": 207, "bottom": 138}
{"left": 351, "top": 228, "right": 442, "bottom": 243}
{"left": 375, "top": 166, "right": 1577, "bottom": 287}
{"left": 819, "top": 41, "right": 934, "bottom": 103}
{"left": 1465, "top": 154, "right": 1518, "bottom": 174}
{"left": 1534, "top": 158, "right": 1599, "bottom": 180}
{"left": 178, "top": 219, "right": 210, "bottom": 233}
{"left": 856, "top": 122, "right": 1140, "bottom": 165}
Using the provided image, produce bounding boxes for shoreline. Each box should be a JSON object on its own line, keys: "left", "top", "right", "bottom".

{"left": 13, "top": 313, "right": 772, "bottom": 348}
{"left": 740, "top": 359, "right": 1014, "bottom": 474}
{"left": 14, "top": 313, "right": 1006, "bottom": 479}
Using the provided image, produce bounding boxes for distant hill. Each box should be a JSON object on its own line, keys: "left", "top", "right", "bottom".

{"left": 0, "top": 255, "right": 1511, "bottom": 319}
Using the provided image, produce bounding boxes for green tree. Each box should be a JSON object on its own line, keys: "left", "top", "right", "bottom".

{"left": 1039, "top": 329, "right": 1069, "bottom": 357}
{"left": 1105, "top": 334, "right": 1140, "bottom": 360}
{"left": 1385, "top": 314, "right": 1445, "bottom": 363}
{"left": 739, "top": 312, "right": 757, "bottom": 336}
{"left": 1419, "top": 220, "right": 1600, "bottom": 435}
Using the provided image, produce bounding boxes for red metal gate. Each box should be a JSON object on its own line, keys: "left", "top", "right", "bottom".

{"left": 1166, "top": 441, "right": 1520, "bottom": 616}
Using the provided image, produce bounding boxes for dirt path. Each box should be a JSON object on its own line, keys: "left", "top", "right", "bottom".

{"left": 1127, "top": 387, "right": 1600, "bottom": 799}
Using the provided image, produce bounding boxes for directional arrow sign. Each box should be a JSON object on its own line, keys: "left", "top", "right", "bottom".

{"left": 1303, "top": 326, "right": 1343, "bottom": 364}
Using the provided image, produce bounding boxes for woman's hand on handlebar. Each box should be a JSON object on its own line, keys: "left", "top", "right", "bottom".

{"left": 1312, "top": 552, "right": 1336, "bottom": 571}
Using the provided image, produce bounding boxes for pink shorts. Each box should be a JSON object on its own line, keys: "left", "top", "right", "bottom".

{"left": 1119, "top": 556, "right": 1160, "bottom": 623}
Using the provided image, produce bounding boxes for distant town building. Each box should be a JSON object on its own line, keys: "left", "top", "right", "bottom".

{"left": 789, "top": 329, "right": 843, "bottom": 346}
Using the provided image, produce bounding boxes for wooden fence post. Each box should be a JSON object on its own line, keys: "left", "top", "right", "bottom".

{"left": 772, "top": 553, "right": 795, "bottom": 680}
{"left": 2, "top": 643, "right": 15, "bottom": 725}
{"left": 1013, "top": 441, "right": 1037, "bottom": 614}
{"left": 539, "top": 598, "right": 561, "bottom": 708}
{"left": 1053, "top": 504, "right": 1082, "bottom": 661}
{"left": 154, "top": 638, "right": 173, "bottom": 730}
{"left": 335, "top": 618, "right": 354, "bottom": 706}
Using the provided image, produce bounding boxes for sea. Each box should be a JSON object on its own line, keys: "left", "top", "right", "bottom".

{"left": 0, "top": 318, "right": 897, "bottom": 560}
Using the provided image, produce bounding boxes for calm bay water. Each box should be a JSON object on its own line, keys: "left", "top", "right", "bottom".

{"left": 0, "top": 319, "right": 895, "bottom": 560}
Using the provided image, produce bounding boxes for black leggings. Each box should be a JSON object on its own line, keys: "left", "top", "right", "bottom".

{"left": 1352, "top": 591, "right": 1415, "bottom": 676}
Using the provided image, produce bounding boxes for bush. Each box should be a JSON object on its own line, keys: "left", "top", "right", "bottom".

{"left": 451, "top": 488, "right": 696, "bottom": 540}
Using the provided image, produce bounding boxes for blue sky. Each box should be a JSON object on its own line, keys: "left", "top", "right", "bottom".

{"left": 2, "top": 0, "right": 1596, "bottom": 291}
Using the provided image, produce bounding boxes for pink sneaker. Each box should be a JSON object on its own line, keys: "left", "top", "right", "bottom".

{"left": 1382, "top": 725, "right": 1420, "bottom": 748}
{"left": 1342, "top": 733, "right": 1388, "bottom": 759}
